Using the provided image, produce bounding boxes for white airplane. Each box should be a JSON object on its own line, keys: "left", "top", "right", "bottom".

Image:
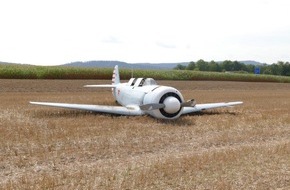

{"left": 30, "top": 65, "right": 243, "bottom": 120}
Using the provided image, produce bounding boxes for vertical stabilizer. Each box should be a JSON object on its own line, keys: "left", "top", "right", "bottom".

{"left": 112, "top": 65, "right": 120, "bottom": 85}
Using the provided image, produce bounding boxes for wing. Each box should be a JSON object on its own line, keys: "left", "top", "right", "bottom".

{"left": 182, "top": 101, "right": 243, "bottom": 115}
{"left": 30, "top": 102, "right": 144, "bottom": 116}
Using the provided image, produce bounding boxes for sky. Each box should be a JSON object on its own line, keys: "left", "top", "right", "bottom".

{"left": 1, "top": 0, "right": 290, "bottom": 65}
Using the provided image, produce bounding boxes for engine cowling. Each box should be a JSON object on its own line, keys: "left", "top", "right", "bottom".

{"left": 143, "top": 86, "right": 184, "bottom": 119}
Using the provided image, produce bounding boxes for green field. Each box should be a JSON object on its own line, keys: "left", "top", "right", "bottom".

{"left": 0, "top": 64, "right": 290, "bottom": 82}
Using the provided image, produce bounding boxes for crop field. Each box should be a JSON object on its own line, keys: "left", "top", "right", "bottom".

{"left": 1, "top": 64, "right": 290, "bottom": 83}
{"left": 0, "top": 79, "right": 290, "bottom": 189}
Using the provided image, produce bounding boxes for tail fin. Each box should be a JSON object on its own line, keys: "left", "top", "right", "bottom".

{"left": 112, "top": 65, "right": 120, "bottom": 85}
{"left": 84, "top": 65, "right": 120, "bottom": 88}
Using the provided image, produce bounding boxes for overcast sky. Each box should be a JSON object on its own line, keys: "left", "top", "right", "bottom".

{"left": 1, "top": 0, "right": 290, "bottom": 65}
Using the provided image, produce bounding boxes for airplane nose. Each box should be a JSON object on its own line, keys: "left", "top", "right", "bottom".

{"left": 163, "top": 97, "right": 181, "bottom": 114}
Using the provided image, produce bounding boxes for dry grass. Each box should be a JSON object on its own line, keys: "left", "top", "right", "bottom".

{"left": 0, "top": 79, "right": 290, "bottom": 189}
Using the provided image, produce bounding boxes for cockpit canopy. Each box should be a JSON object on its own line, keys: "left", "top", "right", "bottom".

{"left": 143, "top": 78, "right": 157, "bottom": 86}
{"left": 127, "top": 78, "right": 157, "bottom": 87}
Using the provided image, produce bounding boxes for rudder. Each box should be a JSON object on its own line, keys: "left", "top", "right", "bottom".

{"left": 112, "top": 65, "right": 120, "bottom": 85}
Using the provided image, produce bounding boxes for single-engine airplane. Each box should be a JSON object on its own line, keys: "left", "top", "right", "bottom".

{"left": 30, "top": 65, "right": 243, "bottom": 120}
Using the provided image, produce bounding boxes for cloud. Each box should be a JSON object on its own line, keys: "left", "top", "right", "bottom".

{"left": 155, "top": 41, "right": 176, "bottom": 49}
{"left": 101, "top": 36, "right": 122, "bottom": 44}
{"left": 1, "top": 0, "right": 290, "bottom": 65}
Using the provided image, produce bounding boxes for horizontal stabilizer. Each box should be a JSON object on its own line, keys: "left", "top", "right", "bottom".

{"left": 84, "top": 84, "right": 117, "bottom": 88}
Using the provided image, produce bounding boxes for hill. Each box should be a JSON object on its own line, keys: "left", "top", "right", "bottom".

{"left": 0, "top": 60, "right": 265, "bottom": 69}
{"left": 239, "top": 60, "right": 265, "bottom": 65}
{"left": 0, "top": 61, "right": 10, "bottom": 65}
{"left": 63, "top": 60, "right": 264, "bottom": 70}
{"left": 63, "top": 61, "right": 188, "bottom": 70}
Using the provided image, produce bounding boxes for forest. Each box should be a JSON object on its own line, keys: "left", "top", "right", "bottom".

{"left": 174, "top": 60, "right": 290, "bottom": 76}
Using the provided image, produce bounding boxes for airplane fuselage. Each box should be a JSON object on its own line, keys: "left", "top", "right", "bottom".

{"left": 113, "top": 78, "right": 185, "bottom": 119}
{"left": 114, "top": 84, "right": 156, "bottom": 106}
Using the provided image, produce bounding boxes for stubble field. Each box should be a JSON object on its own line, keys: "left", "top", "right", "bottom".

{"left": 0, "top": 79, "right": 289, "bottom": 189}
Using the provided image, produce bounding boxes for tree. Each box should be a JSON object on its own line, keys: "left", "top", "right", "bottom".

{"left": 196, "top": 59, "right": 208, "bottom": 71}
{"left": 222, "top": 60, "right": 234, "bottom": 71}
{"left": 233, "top": 61, "right": 244, "bottom": 71}
{"left": 174, "top": 60, "right": 290, "bottom": 76}
{"left": 208, "top": 61, "right": 219, "bottom": 72}
{"left": 271, "top": 63, "right": 282, "bottom": 75}
{"left": 281, "top": 62, "right": 290, "bottom": 76}
{"left": 245, "top": 64, "right": 255, "bottom": 73}
{"left": 186, "top": 61, "right": 196, "bottom": 70}
{"left": 263, "top": 68, "right": 272, "bottom": 75}
{"left": 174, "top": 64, "right": 186, "bottom": 70}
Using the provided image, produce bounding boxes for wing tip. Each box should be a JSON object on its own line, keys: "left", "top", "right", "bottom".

{"left": 30, "top": 101, "right": 40, "bottom": 105}
{"left": 228, "top": 101, "right": 243, "bottom": 105}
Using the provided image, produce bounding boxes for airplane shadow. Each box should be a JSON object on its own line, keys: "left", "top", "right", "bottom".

{"left": 191, "top": 110, "right": 237, "bottom": 116}
{"left": 31, "top": 109, "right": 103, "bottom": 119}
{"left": 149, "top": 110, "right": 238, "bottom": 126}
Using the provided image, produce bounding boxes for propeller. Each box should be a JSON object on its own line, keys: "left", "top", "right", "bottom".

{"left": 181, "top": 99, "right": 196, "bottom": 107}
{"left": 139, "top": 103, "right": 165, "bottom": 111}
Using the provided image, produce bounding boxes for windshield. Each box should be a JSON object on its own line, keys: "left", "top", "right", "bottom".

{"left": 143, "top": 78, "right": 157, "bottom": 86}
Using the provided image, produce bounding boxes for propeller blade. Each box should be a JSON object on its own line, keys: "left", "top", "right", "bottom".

{"left": 181, "top": 99, "right": 196, "bottom": 107}
{"left": 140, "top": 103, "right": 165, "bottom": 111}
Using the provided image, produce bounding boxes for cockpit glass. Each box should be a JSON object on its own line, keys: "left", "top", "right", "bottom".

{"left": 143, "top": 78, "right": 157, "bottom": 86}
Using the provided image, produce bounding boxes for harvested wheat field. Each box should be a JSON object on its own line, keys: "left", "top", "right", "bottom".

{"left": 0, "top": 79, "right": 290, "bottom": 189}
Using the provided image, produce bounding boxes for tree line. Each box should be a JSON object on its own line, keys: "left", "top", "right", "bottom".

{"left": 174, "top": 60, "right": 290, "bottom": 76}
